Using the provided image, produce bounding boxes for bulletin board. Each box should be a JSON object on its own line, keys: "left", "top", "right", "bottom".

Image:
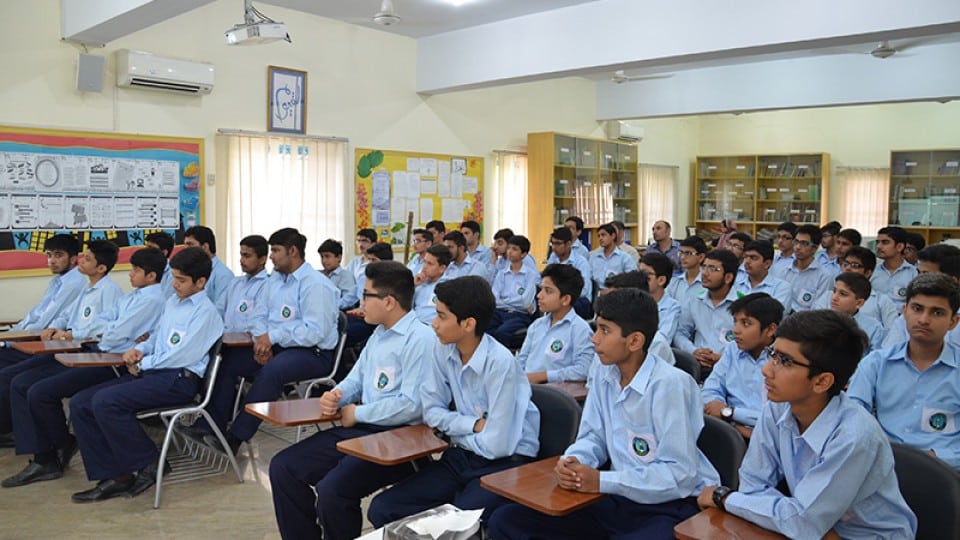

{"left": 354, "top": 148, "right": 484, "bottom": 250}
{"left": 0, "top": 125, "right": 204, "bottom": 277}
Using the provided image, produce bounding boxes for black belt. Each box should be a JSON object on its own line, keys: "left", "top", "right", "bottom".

{"left": 179, "top": 368, "right": 201, "bottom": 384}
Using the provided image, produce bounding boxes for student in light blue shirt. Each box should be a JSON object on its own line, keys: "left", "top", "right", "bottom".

{"left": 870, "top": 226, "right": 918, "bottom": 307}
{"left": 812, "top": 247, "right": 899, "bottom": 328}
{"left": 702, "top": 293, "right": 781, "bottom": 438}
{"left": 412, "top": 244, "right": 450, "bottom": 325}
{"left": 68, "top": 247, "right": 224, "bottom": 502}
{"left": 317, "top": 238, "right": 357, "bottom": 309}
{"left": 546, "top": 226, "right": 593, "bottom": 319}
{"left": 674, "top": 249, "right": 741, "bottom": 375}
{"left": 343, "top": 243, "right": 394, "bottom": 347}
{"left": 735, "top": 240, "right": 791, "bottom": 311}
{"left": 828, "top": 272, "right": 883, "bottom": 352}
{"left": 588, "top": 223, "right": 638, "bottom": 293}
{"left": 518, "top": 264, "right": 594, "bottom": 384}
{"left": 440, "top": 230, "right": 488, "bottom": 281}
{"left": 882, "top": 244, "right": 960, "bottom": 349}
{"left": 145, "top": 231, "right": 176, "bottom": 297}
{"left": 345, "top": 228, "right": 376, "bottom": 286}
{"left": 666, "top": 236, "right": 707, "bottom": 303}
{"left": 7, "top": 234, "right": 86, "bottom": 337}
{"left": 640, "top": 252, "right": 682, "bottom": 343}
{"left": 368, "top": 276, "right": 540, "bottom": 527}
{"left": 848, "top": 273, "right": 960, "bottom": 471}
{"left": 206, "top": 228, "right": 339, "bottom": 455}
{"left": 779, "top": 225, "right": 833, "bottom": 313}
{"left": 269, "top": 261, "right": 436, "bottom": 540}
{"left": 406, "top": 228, "right": 432, "bottom": 277}
{"left": 564, "top": 216, "right": 591, "bottom": 261}
{"left": 184, "top": 225, "right": 234, "bottom": 306}
{"left": 814, "top": 221, "right": 843, "bottom": 277}
{"left": 489, "top": 288, "right": 719, "bottom": 539}
{"left": 461, "top": 219, "right": 491, "bottom": 267}
{"left": 699, "top": 310, "right": 917, "bottom": 540}
{"left": 219, "top": 235, "right": 269, "bottom": 332}
{"left": 488, "top": 235, "right": 539, "bottom": 347}
{"left": 491, "top": 227, "right": 538, "bottom": 282}
{"left": 1, "top": 247, "right": 168, "bottom": 488}
{"left": 769, "top": 222, "right": 797, "bottom": 279}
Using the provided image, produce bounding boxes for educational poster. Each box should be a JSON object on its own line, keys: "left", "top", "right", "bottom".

{"left": 0, "top": 126, "right": 204, "bottom": 277}
{"left": 354, "top": 148, "right": 484, "bottom": 251}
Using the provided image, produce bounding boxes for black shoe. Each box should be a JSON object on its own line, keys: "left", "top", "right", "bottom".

{"left": 71, "top": 476, "right": 135, "bottom": 503}
{"left": 58, "top": 435, "right": 78, "bottom": 471}
{"left": 0, "top": 432, "right": 14, "bottom": 448}
{"left": 178, "top": 424, "right": 210, "bottom": 444}
{"left": 127, "top": 461, "right": 172, "bottom": 498}
{"left": 203, "top": 432, "right": 242, "bottom": 456}
{"left": 1, "top": 460, "right": 63, "bottom": 488}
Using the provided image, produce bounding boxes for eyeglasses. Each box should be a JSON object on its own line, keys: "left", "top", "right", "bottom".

{"left": 679, "top": 250, "right": 699, "bottom": 258}
{"left": 362, "top": 291, "right": 387, "bottom": 300}
{"left": 821, "top": 233, "right": 834, "bottom": 239}
{"left": 764, "top": 345, "right": 817, "bottom": 370}
{"left": 727, "top": 244, "right": 744, "bottom": 252}
{"left": 792, "top": 240, "right": 817, "bottom": 248}
{"left": 700, "top": 264, "right": 724, "bottom": 274}
{"left": 550, "top": 239, "right": 569, "bottom": 246}
{"left": 412, "top": 238, "right": 426, "bottom": 244}
{"left": 840, "top": 260, "right": 864, "bottom": 270}
{"left": 776, "top": 234, "right": 794, "bottom": 242}
{"left": 903, "top": 246, "right": 918, "bottom": 254}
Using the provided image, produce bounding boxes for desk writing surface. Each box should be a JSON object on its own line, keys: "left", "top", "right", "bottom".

{"left": 674, "top": 507, "right": 787, "bottom": 540}
{"left": 336, "top": 424, "right": 448, "bottom": 466}
{"left": 55, "top": 352, "right": 125, "bottom": 367}
{"left": 544, "top": 381, "right": 588, "bottom": 402}
{"left": 0, "top": 330, "right": 42, "bottom": 342}
{"left": 13, "top": 340, "right": 85, "bottom": 355}
{"left": 223, "top": 332, "right": 254, "bottom": 347}
{"left": 244, "top": 399, "right": 341, "bottom": 427}
{"left": 480, "top": 457, "right": 603, "bottom": 516}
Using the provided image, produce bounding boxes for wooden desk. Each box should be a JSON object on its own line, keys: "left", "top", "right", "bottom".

{"left": 337, "top": 424, "right": 449, "bottom": 466}
{"left": 674, "top": 507, "right": 787, "bottom": 540}
{"left": 545, "top": 381, "right": 588, "bottom": 402}
{"left": 480, "top": 457, "right": 603, "bottom": 516}
{"left": 223, "top": 332, "right": 254, "bottom": 347}
{"left": 0, "top": 330, "right": 42, "bottom": 342}
{"left": 245, "top": 399, "right": 341, "bottom": 427}
{"left": 13, "top": 340, "right": 86, "bottom": 355}
{"left": 55, "top": 352, "right": 125, "bottom": 367}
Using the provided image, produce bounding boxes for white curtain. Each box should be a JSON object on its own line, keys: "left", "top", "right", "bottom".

{"left": 494, "top": 152, "right": 528, "bottom": 235}
{"left": 839, "top": 167, "right": 889, "bottom": 234}
{"left": 638, "top": 164, "right": 678, "bottom": 245}
{"left": 218, "top": 132, "right": 347, "bottom": 273}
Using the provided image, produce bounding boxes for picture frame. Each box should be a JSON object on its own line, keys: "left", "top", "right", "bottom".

{"left": 267, "top": 66, "right": 307, "bottom": 134}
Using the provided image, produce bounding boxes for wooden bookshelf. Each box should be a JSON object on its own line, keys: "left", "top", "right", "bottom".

{"left": 693, "top": 153, "right": 829, "bottom": 243}
{"left": 528, "top": 132, "right": 638, "bottom": 264}
{"left": 889, "top": 149, "right": 960, "bottom": 244}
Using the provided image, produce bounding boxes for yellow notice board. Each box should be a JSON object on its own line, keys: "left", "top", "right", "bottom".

{"left": 354, "top": 148, "right": 484, "bottom": 249}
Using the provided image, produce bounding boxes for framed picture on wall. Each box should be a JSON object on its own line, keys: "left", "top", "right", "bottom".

{"left": 267, "top": 65, "right": 307, "bottom": 134}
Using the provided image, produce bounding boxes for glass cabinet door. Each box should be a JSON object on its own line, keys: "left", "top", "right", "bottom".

{"left": 697, "top": 156, "right": 756, "bottom": 222}
{"left": 756, "top": 155, "right": 821, "bottom": 225}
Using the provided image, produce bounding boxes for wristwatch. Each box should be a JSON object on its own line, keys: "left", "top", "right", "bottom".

{"left": 721, "top": 405, "right": 734, "bottom": 423}
{"left": 713, "top": 485, "right": 734, "bottom": 511}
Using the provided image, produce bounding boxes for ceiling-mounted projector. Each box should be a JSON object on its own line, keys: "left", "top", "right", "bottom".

{"left": 225, "top": 21, "right": 289, "bottom": 45}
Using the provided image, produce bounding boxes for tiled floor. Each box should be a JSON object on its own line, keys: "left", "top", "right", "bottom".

{"left": 0, "top": 424, "right": 360, "bottom": 539}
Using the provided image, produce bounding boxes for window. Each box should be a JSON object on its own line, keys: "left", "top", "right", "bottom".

{"left": 839, "top": 167, "right": 889, "bottom": 234}
{"left": 637, "top": 164, "right": 678, "bottom": 245}
{"left": 493, "top": 151, "right": 528, "bottom": 235}
{"left": 217, "top": 132, "right": 347, "bottom": 272}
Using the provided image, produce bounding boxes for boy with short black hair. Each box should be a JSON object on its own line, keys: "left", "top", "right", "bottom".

{"left": 848, "top": 272, "right": 960, "bottom": 471}
{"left": 517, "top": 264, "right": 593, "bottom": 384}
{"left": 816, "top": 220, "right": 843, "bottom": 276}
{"left": 666, "top": 235, "right": 707, "bottom": 302}
{"left": 269, "top": 261, "right": 436, "bottom": 540}
{"left": 881, "top": 244, "right": 960, "bottom": 348}
{"left": 184, "top": 225, "right": 234, "bottom": 306}
{"left": 871, "top": 225, "right": 918, "bottom": 307}
{"left": 220, "top": 235, "right": 269, "bottom": 332}
{"left": 779, "top": 224, "right": 833, "bottom": 313}
{"left": 770, "top": 221, "right": 798, "bottom": 277}
{"left": 702, "top": 293, "right": 782, "bottom": 439}
{"left": 368, "top": 276, "right": 540, "bottom": 526}
{"left": 407, "top": 228, "right": 433, "bottom": 276}
{"left": 903, "top": 232, "right": 925, "bottom": 266}
{"left": 589, "top": 223, "right": 638, "bottom": 294}
{"left": 564, "top": 215, "right": 590, "bottom": 260}
{"left": 489, "top": 288, "right": 720, "bottom": 539}
{"left": 413, "top": 244, "right": 451, "bottom": 324}
{"left": 829, "top": 272, "right": 883, "bottom": 352}
{"left": 675, "top": 249, "right": 741, "bottom": 372}
{"left": 68, "top": 246, "right": 223, "bottom": 502}
{"left": 546, "top": 226, "right": 593, "bottom": 319}
{"left": 425, "top": 220, "right": 446, "bottom": 240}
{"left": 639, "top": 252, "right": 681, "bottom": 343}
{"left": 460, "top": 220, "right": 490, "bottom": 264}
{"left": 441, "top": 231, "right": 488, "bottom": 281}
{"left": 814, "top": 246, "right": 899, "bottom": 328}
{"left": 835, "top": 228, "right": 862, "bottom": 259}
{"left": 735, "top": 240, "right": 791, "bottom": 309}
{"left": 318, "top": 238, "right": 357, "bottom": 309}
{"left": 488, "top": 235, "right": 539, "bottom": 347}
{"left": 346, "top": 228, "right": 378, "bottom": 286}
{"left": 145, "top": 231, "right": 175, "bottom": 296}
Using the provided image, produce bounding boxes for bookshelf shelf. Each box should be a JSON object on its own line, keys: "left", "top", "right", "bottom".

{"left": 888, "top": 149, "right": 960, "bottom": 243}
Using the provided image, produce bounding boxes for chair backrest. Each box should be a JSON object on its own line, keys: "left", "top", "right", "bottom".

{"left": 196, "top": 338, "right": 224, "bottom": 407}
{"left": 671, "top": 347, "right": 701, "bottom": 382}
{"left": 891, "top": 442, "right": 960, "bottom": 540}
{"left": 327, "top": 311, "right": 349, "bottom": 380}
{"left": 697, "top": 415, "right": 746, "bottom": 490}
{"left": 530, "top": 384, "right": 582, "bottom": 459}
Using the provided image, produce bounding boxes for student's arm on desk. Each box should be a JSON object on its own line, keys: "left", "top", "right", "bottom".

{"left": 557, "top": 393, "right": 609, "bottom": 492}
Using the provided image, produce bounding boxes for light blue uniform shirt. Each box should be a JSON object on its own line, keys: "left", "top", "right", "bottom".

{"left": 854, "top": 311, "right": 883, "bottom": 354}
{"left": 406, "top": 254, "right": 425, "bottom": 277}
{"left": 50, "top": 277, "right": 124, "bottom": 339}
{"left": 517, "top": 309, "right": 594, "bottom": 382}
{"left": 345, "top": 255, "right": 367, "bottom": 283}
{"left": 251, "top": 262, "right": 339, "bottom": 350}
{"left": 420, "top": 334, "right": 540, "bottom": 460}
{"left": 492, "top": 264, "right": 539, "bottom": 312}
{"left": 656, "top": 294, "right": 681, "bottom": 343}
{"left": 780, "top": 261, "right": 833, "bottom": 313}
{"left": 847, "top": 341, "right": 960, "bottom": 470}
{"left": 571, "top": 239, "right": 589, "bottom": 261}
{"left": 412, "top": 278, "right": 440, "bottom": 325}
{"left": 96, "top": 283, "right": 166, "bottom": 353}
{"left": 674, "top": 287, "right": 739, "bottom": 354}
{"left": 815, "top": 251, "right": 842, "bottom": 277}
{"left": 546, "top": 252, "right": 592, "bottom": 300}
{"left": 494, "top": 254, "right": 538, "bottom": 276}
{"left": 870, "top": 260, "right": 918, "bottom": 307}
{"left": 589, "top": 247, "right": 638, "bottom": 292}
{"left": 881, "top": 313, "right": 960, "bottom": 349}
{"left": 159, "top": 262, "right": 174, "bottom": 297}
{"left": 441, "top": 257, "right": 488, "bottom": 281}
{"left": 205, "top": 256, "right": 235, "bottom": 307}
{"left": 220, "top": 269, "right": 269, "bottom": 332}
{"left": 135, "top": 291, "right": 223, "bottom": 376}
{"left": 734, "top": 273, "right": 792, "bottom": 311}
{"left": 13, "top": 267, "right": 86, "bottom": 331}
{"left": 665, "top": 272, "right": 703, "bottom": 303}
{"left": 813, "top": 289, "right": 899, "bottom": 329}
{"left": 701, "top": 341, "right": 769, "bottom": 427}
{"left": 467, "top": 244, "right": 491, "bottom": 264}
{"left": 327, "top": 266, "right": 359, "bottom": 310}
{"left": 566, "top": 352, "right": 720, "bottom": 503}
{"left": 769, "top": 252, "right": 794, "bottom": 279}
{"left": 335, "top": 311, "right": 436, "bottom": 426}
{"left": 725, "top": 395, "right": 917, "bottom": 539}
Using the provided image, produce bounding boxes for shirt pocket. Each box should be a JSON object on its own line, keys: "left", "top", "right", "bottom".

{"left": 616, "top": 425, "right": 658, "bottom": 465}
{"left": 372, "top": 366, "right": 397, "bottom": 393}
{"left": 166, "top": 327, "right": 186, "bottom": 347}
{"left": 922, "top": 405, "right": 958, "bottom": 434}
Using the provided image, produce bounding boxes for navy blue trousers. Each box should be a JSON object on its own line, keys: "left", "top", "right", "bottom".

{"left": 488, "top": 309, "right": 533, "bottom": 348}
{"left": 206, "top": 346, "right": 333, "bottom": 441}
{"left": 573, "top": 296, "right": 593, "bottom": 320}
{"left": 0, "top": 348, "right": 31, "bottom": 432}
{"left": 270, "top": 424, "right": 416, "bottom": 540}
{"left": 367, "top": 447, "right": 531, "bottom": 528}
{"left": 345, "top": 317, "right": 376, "bottom": 349}
{"left": 486, "top": 494, "right": 699, "bottom": 540}
{"left": 70, "top": 369, "right": 198, "bottom": 481}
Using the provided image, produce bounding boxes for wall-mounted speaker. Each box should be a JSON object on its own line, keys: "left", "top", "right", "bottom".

{"left": 76, "top": 53, "right": 105, "bottom": 93}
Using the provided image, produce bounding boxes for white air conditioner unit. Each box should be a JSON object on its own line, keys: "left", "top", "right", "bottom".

{"left": 605, "top": 121, "right": 644, "bottom": 143}
{"left": 115, "top": 50, "right": 214, "bottom": 95}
